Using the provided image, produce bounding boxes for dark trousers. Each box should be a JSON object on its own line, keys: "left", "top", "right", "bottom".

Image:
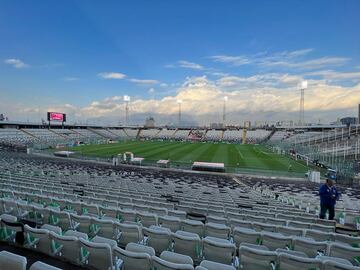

{"left": 320, "top": 204, "right": 335, "bottom": 220}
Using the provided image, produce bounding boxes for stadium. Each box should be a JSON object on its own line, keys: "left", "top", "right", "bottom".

{"left": 1, "top": 1, "right": 360, "bottom": 270}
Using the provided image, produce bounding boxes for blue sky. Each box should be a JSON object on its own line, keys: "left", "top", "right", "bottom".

{"left": 0, "top": 0, "right": 360, "bottom": 124}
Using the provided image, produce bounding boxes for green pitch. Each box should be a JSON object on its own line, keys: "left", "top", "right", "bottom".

{"left": 67, "top": 140, "right": 308, "bottom": 174}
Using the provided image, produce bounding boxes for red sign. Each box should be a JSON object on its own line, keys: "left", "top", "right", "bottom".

{"left": 49, "top": 112, "right": 64, "bottom": 121}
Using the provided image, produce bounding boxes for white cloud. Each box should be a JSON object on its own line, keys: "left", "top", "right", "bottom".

{"left": 210, "top": 49, "right": 349, "bottom": 70}
{"left": 177, "top": 60, "right": 204, "bottom": 70}
{"left": 97, "top": 72, "right": 126, "bottom": 80}
{"left": 148, "top": 88, "right": 155, "bottom": 94}
{"left": 305, "top": 70, "right": 360, "bottom": 82}
{"left": 128, "top": 78, "right": 159, "bottom": 85}
{"left": 4, "top": 58, "right": 29, "bottom": 68}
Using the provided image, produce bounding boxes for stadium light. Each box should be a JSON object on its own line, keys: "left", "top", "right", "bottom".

{"left": 299, "top": 80, "right": 308, "bottom": 125}
{"left": 177, "top": 99, "right": 182, "bottom": 126}
{"left": 223, "top": 96, "right": 228, "bottom": 126}
{"left": 124, "top": 95, "right": 130, "bottom": 125}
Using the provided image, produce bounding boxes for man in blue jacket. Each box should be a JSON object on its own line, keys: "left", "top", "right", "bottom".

{"left": 319, "top": 178, "right": 340, "bottom": 220}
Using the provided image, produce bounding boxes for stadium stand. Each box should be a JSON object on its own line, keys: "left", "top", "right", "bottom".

{"left": 139, "top": 129, "right": 161, "bottom": 139}
{"left": 154, "top": 128, "right": 177, "bottom": 140}
{"left": 173, "top": 129, "right": 191, "bottom": 140}
{"left": 0, "top": 148, "right": 359, "bottom": 269}
{"left": 222, "top": 129, "right": 242, "bottom": 142}
{"left": 205, "top": 129, "right": 223, "bottom": 141}
{"left": 123, "top": 128, "right": 139, "bottom": 139}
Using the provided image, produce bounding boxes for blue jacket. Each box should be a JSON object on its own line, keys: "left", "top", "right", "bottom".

{"left": 319, "top": 184, "right": 340, "bottom": 207}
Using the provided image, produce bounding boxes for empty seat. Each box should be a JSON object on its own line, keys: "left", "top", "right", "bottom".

{"left": 277, "top": 253, "right": 322, "bottom": 270}
{"left": 158, "top": 215, "right": 181, "bottom": 232}
{"left": 137, "top": 212, "right": 158, "bottom": 227}
{"left": 118, "top": 209, "right": 137, "bottom": 223}
{"left": 113, "top": 246, "right": 152, "bottom": 270}
{"left": 205, "top": 222, "right": 231, "bottom": 239}
{"left": 152, "top": 255, "right": 194, "bottom": 270}
{"left": 238, "top": 245, "right": 277, "bottom": 270}
{"left": 24, "top": 224, "right": 54, "bottom": 256}
{"left": 334, "top": 234, "right": 360, "bottom": 248}
{"left": 328, "top": 242, "right": 360, "bottom": 266}
{"left": 143, "top": 226, "right": 172, "bottom": 255}
{"left": 233, "top": 227, "right": 261, "bottom": 246}
{"left": 293, "top": 237, "right": 328, "bottom": 257}
{"left": 276, "top": 226, "right": 303, "bottom": 237}
{"left": 173, "top": 230, "right": 202, "bottom": 262}
{"left": 29, "top": 261, "right": 62, "bottom": 270}
{"left": 322, "top": 259, "right": 360, "bottom": 270}
{"left": 50, "top": 232, "right": 82, "bottom": 265}
{"left": 202, "top": 236, "right": 236, "bottom": 265}
{"left": 181, "top": 219, "right": 204, "bottom": 237}
{"left": 0, "top": 250, "right": 27, "bottom": 270}
{"left": 305, "top": 229, "right": 333, "bottom": 242}
{"left": 79, "top": 237, "right": 116, "bottom": 270}
{"left": 198, "top": 260, "right": 236, "bottom": 270}
{"left": 92, "top": 218, "right": 120, "bottom": 240}
{"left": 116, "top": 223, "right": 143, "bottom": 247}
{"left": 261, "top": 232, "right": 292, "bottom": 251}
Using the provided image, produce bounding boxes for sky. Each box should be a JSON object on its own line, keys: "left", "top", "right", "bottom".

{"left": 0, "top": 0, "right": 360, "bottom": 126}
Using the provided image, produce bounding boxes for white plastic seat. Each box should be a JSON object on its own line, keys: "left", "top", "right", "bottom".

{"left": 328, "top": 242, "right": 360, "bottom": 266}
{"left": 198, "top": 260, "right": 236, "bottom": 270}
{"left": 168, "top": 210, "right": 187, "bottom": 219}
{"left": 29, "top": 261, "right": 62, "bottom": 270}
{"left": 322, "top": 259, "right": 360, "bottom": 270}
{"left": 202, "top": 236, "right": 236, "bottom": 265}
{"left": 293, "top": 237, "right": 327, "bottom": 257}
{"left": 81, "top": 202, "right": 99, "bottom": 217}
{"left": 113, "top": 246, "right": 152, "bottom": 270}
{"left": 118, "top": 209, "right": 137, "bottom": 223}
{"left": 160, "top": 250, "right": 193, "bottom": 265}
{"left": 24, "top": 224, "right": 54, "bottom": 256}
{"left": 49, "top": 210, "right": 72, "bottom": 231}
{"left": 0, "top": 250, "right": 27, "bottom": 270}
{"left": 277, "top": 226, "right": 303, "bottom": 237}
{"left": 261, "top": 232, "right": 292, "bottom": 250}
{"left": 50, "top": 231, "right": 82, "bottom": 265}
{"left": 92, "top": 218, "right": 120, "bottom": 240}
{"left": 173, "top": 230, "right": 202, "bottom": 262}
{"left": 181, "top": 219, "right": 204, "bottom": 237}
{"left": 277, "top": 253, "right": 322, "bottom": 270}
{"left": 70, "top": 214, "right": 98, "bottom": 236}
{"left": 143, "top": 226, "right": 172, "bottom": 255}
{"left": 333, "top": 234, "right": 360, "bottom": 248}
{"left": 79, "top": 237, "right": 116, "bottom": 270}
{"left": 233, "top": 227, "right": 261, "bottom": 246}
{"left": 158, "top": 215, "right": 181, "bottom": 232}
{"left": 0, "top": 213, "right": 19, "bottom": 242}
{"left": 116, "top": 222, "right": 143, "bottom": 247}
{"left": 238, "top": 245, "right": 277, "bottom": 270}
{"left": 207, "top": 215, "right": 228, "bottom": 225}
{"left": 305, "top": 229, "right": 333, "bottom": 242}
{"left": 205, "top": 222, "right": 231, "bottom": 239}
{"left": 99, "top": 206, "right": 118, "bottom": 221}
{"left": 126, "top": 242, "right": 155, "bottom": 256}
{"left": 137, "top": 212, "right": 158, "bottom": 227}
{"left": 152, "top": 255, "right": 194, "bottom": 270}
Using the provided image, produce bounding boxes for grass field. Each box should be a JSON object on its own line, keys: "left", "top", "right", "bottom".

{"left": 66, "top": 140, "right": 309, "bottom": 174}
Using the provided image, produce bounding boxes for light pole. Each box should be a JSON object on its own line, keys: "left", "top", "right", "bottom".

{"left": 124, "top": 95, "right": 130, "bottom": 125}
{"left": 299, "top": 80, "right": 307, "bottom": 125}
{"left": 223, "top": 96, "right": 228, "bottom": 127}
{"left": 177, "top": 99, "right": 182, "bottom": 127}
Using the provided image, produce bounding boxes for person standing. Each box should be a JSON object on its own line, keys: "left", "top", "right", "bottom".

{"left": 319, "top": 178, "right": 340, "bottom": 220}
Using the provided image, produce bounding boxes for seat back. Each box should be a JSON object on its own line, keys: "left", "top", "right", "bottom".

{"left": 79, "top": 238, "right": 113, "bottom": 270}
{"left": 29, "top": 261, "right": 62, "bottom": 270}
{"left": 202, "top": 237, "right": 235, "bottom": 265}
{"left": 205, "top": 223, "right": 230, "bottom": 239}
{"left": 113, "top": 247, "right": 152, "bottom": 270}
{"left": 117, "top": 223, "right": 142, "bottom": 247}
{"left": 239, "top": 246, "right": 277, "bottom": 270}
{"left": 50, "top": 232, "right": 80, "bottom": 265}
{"left": 293, "top": 238, "right": 327, "bottom": 257}
{"left": 151, "top": 256, "right": 194, "bottom": 270}
{"left": 0, "top": 250, "right": 27, "bottom": 270}
{"left": 233, "top": 227, "right": 261, "bottom": 246}
{"left": 143, "top": 227, "right": 171, "bottom": 255}
{"left": 328, "top": 243, "right": 360, "bottom": 265}
{"left": 24, "top": 225, "right": 52, "bottom": 255}
{"left": 173, "top": 232, "right": 201, "bottom": 261}
{"left": 158, "top": 216, "right": 181, "bottom": 232}
{"left": 277, "top": 253, "right": 322, "bottom": 270}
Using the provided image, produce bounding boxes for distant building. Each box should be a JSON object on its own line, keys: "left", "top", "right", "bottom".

{"left": 0, "top": 114, "right": 4, "bottom": 121}
{"left": 244, "top": 121, "right": 251, "bottom": 128}
{"left": 340, "top": 117, "right": 357, "bottom": 126}
{"left": 210, "top": 123, "right": 223, "bottom": 129}
{"left": 144, "top": 116, "right": 155, "bottom": 128}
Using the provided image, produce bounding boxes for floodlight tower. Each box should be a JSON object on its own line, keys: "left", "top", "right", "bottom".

{"left": 124, "top": 95, "right": 130, "bottom": 125}
{"left": 223, "top": 96, "right": 228, "bottom": 126}
{"left": 299, "top": 81, "right": 307, "bottom": 125}
{"left": 177, "top": 99, "right": 182, "bottom": 127}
